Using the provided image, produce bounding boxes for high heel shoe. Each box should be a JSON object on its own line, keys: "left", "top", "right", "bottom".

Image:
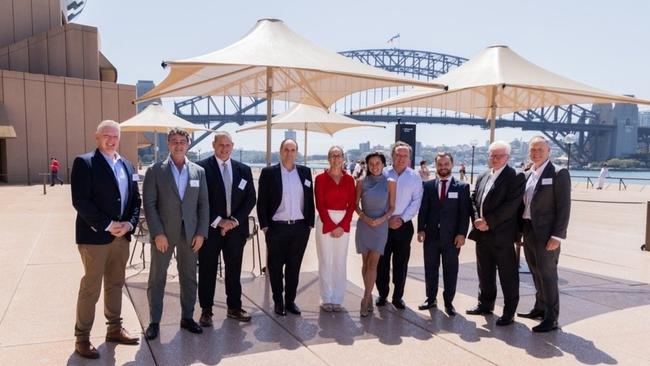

{"left": 360, "top": 297, "right": 369, "bottom": 317}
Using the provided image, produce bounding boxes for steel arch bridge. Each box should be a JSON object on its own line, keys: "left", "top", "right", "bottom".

{"left": 174, "top": 48, "right": 616, "bottom": 164}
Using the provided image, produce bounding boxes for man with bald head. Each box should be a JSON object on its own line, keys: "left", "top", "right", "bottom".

{"left": 257, "top": 138, "right": 315, "bottom": 316}
{"left": 517, "top": 136, "right": 571, "bottom": 332}
{"left": 466, "top": 140, "right": 525, "bottom": 326}
{"left": 70, "top": 120, "right": 141, "bottom": 359}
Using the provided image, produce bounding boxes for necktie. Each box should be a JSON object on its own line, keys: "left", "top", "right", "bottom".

{"left": 223, "top": 163, "right": 232, "bottom": 216}
{"left": 440, "top": 179, "right": 447, "bottom": 203}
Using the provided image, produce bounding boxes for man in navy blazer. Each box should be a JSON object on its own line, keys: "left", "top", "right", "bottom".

{"left": 417, "top": 152, "right": 471, "bottom": 316}
{"left": 257, "top": 138, "right": 315, "bottom": 316}
{"left": 197, "top": 131, "right": 256, "bottom": 325}
{"left": 70, "top": 120, "right": 140, "bottom": 359}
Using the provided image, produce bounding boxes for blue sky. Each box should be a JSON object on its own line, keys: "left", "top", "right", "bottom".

{"left": 77, "top": 0, "right": 650, "bottom": 154}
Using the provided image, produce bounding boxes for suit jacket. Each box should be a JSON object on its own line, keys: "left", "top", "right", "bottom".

{"left": 417, "top": 177, "right": 471, "bottom": 244}
{"left": 197, "top": 156, "right": 256, "bottom": 237}
{"left": 257, "top": 163, "right": 315, "bottom": 230}
{"left": 519, "top": 162, "right": 571, "bottom": 242}
{"left": 468, "top": 165, "right": 525, "bottom": 244}
{"left": 71, "top": 149, "right": 141, "bottom": 244}
{"left": 142, "top": 157, "right": 209, "bottom": 245}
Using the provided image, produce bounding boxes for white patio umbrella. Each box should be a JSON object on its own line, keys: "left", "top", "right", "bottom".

{"left": 356, "top": 45, "right": 650, "bottom": 142}
{"left": 135, "top": 18, "right": 444, "bottom": 164}
{"left": 236, "top": 103, "right": 385, "bottom": 164}
{"left": 120, "top": 102, "right": 211, "bottom": 161}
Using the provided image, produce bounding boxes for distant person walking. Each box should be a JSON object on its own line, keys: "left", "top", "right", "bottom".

{"left": 50, "top": 157, "right": 63, "bottom": 186}
{"left": 459, "top": 163, "right": 467, "bottom": 181}
{"left": 597, "top": 163, "right": 609, "bottom": 190}
{"left": 419, "top": 160, "right": 431, "bottom": 182}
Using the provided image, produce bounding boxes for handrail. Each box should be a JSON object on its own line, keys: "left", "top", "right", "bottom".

{"left": 571, "top": 175, "right": 650, "bottom": 191}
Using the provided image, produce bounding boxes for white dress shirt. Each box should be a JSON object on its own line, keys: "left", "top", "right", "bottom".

{"left": 272, "top": 164, "right": 305, "bottom": 221}
{"left": 480, "top": 164, "right": 506, "bottom": 218}
{"left": 100, "top": 151, "right": 131, "bottom": 231}
{"left": 210, "top": 156, "right": 236, "bottom": 228}
{"left": 384, "top": 166, "right": 423, "bottom": 222}
{"left": 523, "top": 159, "right": 550, "bottom": 220}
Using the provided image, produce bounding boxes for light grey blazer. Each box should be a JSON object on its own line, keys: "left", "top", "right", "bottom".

{"left": 143, "top": 157, "right": 209, "bottom": 245}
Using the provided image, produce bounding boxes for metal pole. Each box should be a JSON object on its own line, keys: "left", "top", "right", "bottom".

{"left": 265, "top": 67, "right": 273, "bottom": 166}
{"left": 643, "top": 201, "right": 650, "bottom": 251}
{"left": 470, "top": 146, "right": 475, "bottom": 184}
{"left": 304, "top": 127, "right": 308, "bottom": 166}
{"left": 488, "top": 86, "right": 497, "bottom": 143}
{"left": 566, "top": 143, "right": 571, "bottom": 171}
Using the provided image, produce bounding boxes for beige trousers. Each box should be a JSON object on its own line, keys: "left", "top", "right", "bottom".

{"left": 74, "top": 237, "right": 129, "bottom": 341}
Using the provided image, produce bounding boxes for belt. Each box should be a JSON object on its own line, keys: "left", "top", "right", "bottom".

{"left": 272, "top": 219, "right": 304, "bottom": 225}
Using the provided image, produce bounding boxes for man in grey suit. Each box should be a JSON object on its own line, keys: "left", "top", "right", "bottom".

{"left": 517, "top": 136, "right": 571, "bottom": 332}
{"left": 142, "top": 129, "right": 209, "bottom": 340}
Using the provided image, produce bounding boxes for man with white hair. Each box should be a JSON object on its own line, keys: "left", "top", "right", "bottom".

{"left": 466, "top": 140, "right": 525, "bottom": 326}
{"left": 70, "top": 120, "right": 141, "bottom": 359}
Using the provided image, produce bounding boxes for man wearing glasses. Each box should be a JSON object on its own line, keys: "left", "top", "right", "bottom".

{"left": 466, "top": 141, "right": 525, "bottom": 326}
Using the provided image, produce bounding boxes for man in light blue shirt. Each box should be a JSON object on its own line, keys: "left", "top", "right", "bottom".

{"left": 376, "top": 141, "right": 423, "bottom": 309}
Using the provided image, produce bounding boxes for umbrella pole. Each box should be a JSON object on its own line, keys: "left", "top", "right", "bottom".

{"left": 154, "top": 131, "right": 158, "bottom": 162}
{"left": 304, "top": 127, "right": 308, "bottom": 166}
{"left": 488, "top": 86, "right": 497, "bottom": 143}
{"left": 266, "top": 67, "right": 273, "bottom": 166}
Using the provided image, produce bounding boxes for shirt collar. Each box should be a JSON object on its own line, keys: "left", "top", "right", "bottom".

{"left": 532, "top": 159, "right": 550, "bottom": 176}
{"left": 170, "top": 155, "right": 189, "bottom": 170}
{"left": 215, "top": 156, "right": 231, "bottom": 166}
{"left": 491, "top": 164, "right": 506, "bottom": 176}
{"left": 100, "top": 150, "right": 121, "bottom": 165}
{"left": 281, "top": 163, "right": 297, "bottom": 174}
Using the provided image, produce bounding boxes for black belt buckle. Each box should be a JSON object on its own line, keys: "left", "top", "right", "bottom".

{"left": 286, "top": 219, "right": 296, "bottom": 225}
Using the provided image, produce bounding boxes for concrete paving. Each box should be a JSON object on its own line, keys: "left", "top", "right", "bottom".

{"left": 1, "top": 180, "right": 649, "bottom": 365}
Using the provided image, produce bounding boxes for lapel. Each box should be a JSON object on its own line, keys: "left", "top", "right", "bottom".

{"left": 533, "top": 161, "right": 555, "bottom": 196}
{"left": 230, "top": 160, "right": 242, "bottom": 195}
{"left": 273, "top": 163, "right": 282, "bottom": 193}
{"left": 94, "top": 149, "right": 119, "bottom": 190}
{"left": 484, "top": 165, "right": 508, "bottom": 204}
{"left": 432, "top": 178, "right": 440, "bottom": 205}
{"left": 163, "top": 157, "right": 182, "bottom": 200}
{"left": 210, "top": 156, "right": 227, "bottom": 199}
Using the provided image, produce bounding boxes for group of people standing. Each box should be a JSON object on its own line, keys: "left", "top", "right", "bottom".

{"left": 69, "top": 119, "right": 570, "bottom": 360}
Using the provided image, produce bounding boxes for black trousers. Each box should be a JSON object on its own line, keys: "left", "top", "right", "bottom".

{"left": 265, "top": 221, "right": 311, "bottom": 305}
{"left": 475, "top": 237, "right": 519, "bottom": 315}
{"left": 198, "top": 227, "right": 246, "bottom": 310}
{"left": 423, "top": 236, "right": 460, "bottom": 307}
{"left": 376, "top": 221, "right": 414, "bottom": 301}
{"left": 522, "top": 220, "right": 560, "bottom": 322}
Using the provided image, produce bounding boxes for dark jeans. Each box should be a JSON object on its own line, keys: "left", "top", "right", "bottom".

{"left": 376, "top": 220, "right": 414, "bottom": 301}
{"left": 265, "top": 221, "right": 311, "bottom": 305}
{"left": 198, "top": 228, "right": 246, "bottom": 310}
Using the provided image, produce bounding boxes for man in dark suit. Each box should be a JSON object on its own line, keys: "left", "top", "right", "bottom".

{"left": 70, "top": 120, "right": 140, "bottom": 359}
{"left": 517, "top": 136, "right": 571, "bottom": 332}
{"left": 417, "top": 152, "right": 471, "bottom": 316}
{"left": 257, "top": 138, "right": 315, "bottom": 316}
{"left": 143, "top": 129, "right": 209, "bottom": 340}
{"left": 197, "top": 131, "right": 256, "bottom": 325}
{"left": 466, "top": 141, "right": 525, "bottom": 326}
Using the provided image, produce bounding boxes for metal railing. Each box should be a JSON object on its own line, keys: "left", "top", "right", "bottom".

{"left": 572, "top": 175, "right": 650, "bottom": 191}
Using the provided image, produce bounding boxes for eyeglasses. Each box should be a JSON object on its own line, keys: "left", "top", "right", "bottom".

{"left": 169, "top": 139, "right": 188, "bottom": 146}
{"left": 488, "top": 153, "right": 508, "bottom": 159}
{"left": 329, "top": 154, "right": 344, "bottom": 159}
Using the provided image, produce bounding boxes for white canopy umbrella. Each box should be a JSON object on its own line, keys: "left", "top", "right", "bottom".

{"left": 356, "top": 45, "right": 650, "bottom": 142}
{"left": 236, "top": 103, "right": 385, "bottom": 164}
{"left": 135, "top": 18, "right": 444, "bottom": 164}
{"left": 120, "top": 102, "right": 211, "bottom": 161}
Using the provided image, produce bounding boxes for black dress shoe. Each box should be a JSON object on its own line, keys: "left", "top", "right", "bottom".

{"left": 517, "top": 309, "right": 545, "bottom": 320}
{"left": 375, "top": 297, "right": 387, "bottom": 306}
{"left": 496, "top": 314, "right": 515, "bottom": 326}
{"left": 445, "top": 305, "right": 457, "bottom": 317}
{"left": 532, "top": 319, "right": 559, "bottom": 333}
{"left": 199, "top": 309, "right": 213, "bottom": 327}
{"left": 274, "top": 303, "right": 286, "bottom": 316}
{"left": 145, "top": 323, "right": 159, "bottom": 340}
{"left": 465, "top": 305, "right": 493, "bottom": 315}
{"left": 285, "top": 303, "right": 301, "bottom": 315}
{"left": 227, "top": 309, "right": 252, "bottom": 322}
{"left": 392, "top": 299, "right": 406, "bottom": 310}
{"left": 180, "top": 318, "right": 203, "bottom": 334}
{"left": 418, "top": 299, "right": 437, "bottom": 310}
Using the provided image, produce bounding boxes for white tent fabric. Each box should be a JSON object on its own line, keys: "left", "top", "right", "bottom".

{"left": 120, "top": 102, "right": 210, "bottom": 133}
{"left": 237, "top": 103, "right": 384, "bottom": 164}
{"left": 356, "top": 45, "right": 650, "bottom": 141}
{"left": 136, "top": 19, "right": 444, "bottom": 108}
{"left": 237, "top": 103, "right": 383, "bottom": 135}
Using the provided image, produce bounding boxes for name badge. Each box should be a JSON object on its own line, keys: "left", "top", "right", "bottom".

{"left": 448, "top": 191, "right": 458, "bottom": 199}
{"left": 238, "top": 179, "right": 247, "bottom": 190}
{"left": 132, "top": 174, "right": 140, "bottom": 182}
{"left": 190, "top": 179, "right": 200, "bottom": 187}
{"left": 304, "top": 179, "right": 312, "bottom": 188}
{"left": 542, "top": 178, "right": 553, "bottom": 185}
